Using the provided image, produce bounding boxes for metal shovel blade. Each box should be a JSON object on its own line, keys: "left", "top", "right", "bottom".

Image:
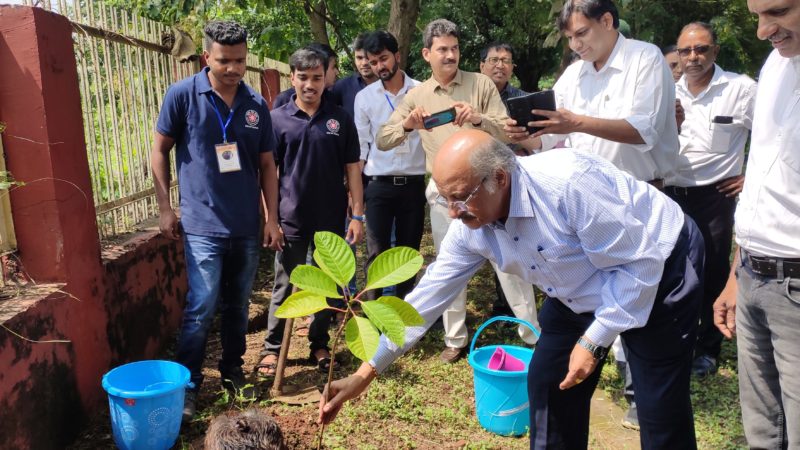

{"left": 270, "top": 384, "right": 321, "bottom": 405}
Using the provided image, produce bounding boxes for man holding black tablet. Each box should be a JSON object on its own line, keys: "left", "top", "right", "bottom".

{"left": 377, "top": 19, "right": 538, "bottom": 364}
{"left": 507, "top": 0, "right": 679, "bottom": 188}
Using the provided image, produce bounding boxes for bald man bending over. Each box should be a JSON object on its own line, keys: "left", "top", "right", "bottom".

{"left": 318, "top": 129, "right": 705, "bottom": 449}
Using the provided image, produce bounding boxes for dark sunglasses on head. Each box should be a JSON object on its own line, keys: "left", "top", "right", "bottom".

{"left": 676, "top": 45, "right": 712, "bottom": 57}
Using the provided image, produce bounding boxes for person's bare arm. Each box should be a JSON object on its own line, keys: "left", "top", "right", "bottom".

{"left": 151, "top": 132, "right": 179, "bottom": 240}
{"left": 531, "top": 108, "right": 645, "bottom": 144}
{"left": 260, "top": 152, "right": 283, "bottom": 251}
{"left": 345, "top": 162, "right": 365, "bottom": 245}
{"left": 713, "top": 247, "right": 740, "bottom": 338}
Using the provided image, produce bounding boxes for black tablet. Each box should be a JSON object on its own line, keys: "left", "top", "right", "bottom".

{"left": 506, "top": 90, "right": 556, "bottom": 134}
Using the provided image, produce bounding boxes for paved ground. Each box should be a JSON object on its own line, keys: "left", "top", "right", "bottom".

{"left": 589, "top": 389, "right": 641, "bottom": 449}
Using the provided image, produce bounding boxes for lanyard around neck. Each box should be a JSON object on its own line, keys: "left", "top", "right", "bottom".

{"left": 209, "top": 95, "right": 235, "bottom": 142}
{"left": 384, "top": 93, "right": 395, "bottom": 111}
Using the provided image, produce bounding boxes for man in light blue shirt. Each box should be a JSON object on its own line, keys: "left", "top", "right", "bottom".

{"left": 319, "top": 129, "right": 705, "bottom": 449}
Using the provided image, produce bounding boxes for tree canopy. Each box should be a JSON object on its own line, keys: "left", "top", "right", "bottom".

{"left": 112, "top": 0, "right": 772, "bottom": 87}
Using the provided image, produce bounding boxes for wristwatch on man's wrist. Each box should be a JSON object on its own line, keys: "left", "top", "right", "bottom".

{"left": 577, "top": 336, "right": 608, "bottom": 360}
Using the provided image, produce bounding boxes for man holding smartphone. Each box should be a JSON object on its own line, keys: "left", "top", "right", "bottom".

{"left": 377, "top": 19, "right": 537, "bottom": 364}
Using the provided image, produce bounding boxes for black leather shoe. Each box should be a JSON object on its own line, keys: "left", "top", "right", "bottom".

{"left": 221, "top": 367, "right": 258, "bottom": 401}
{"left": 691, "top": 355, "right": 718, "bottom": 378}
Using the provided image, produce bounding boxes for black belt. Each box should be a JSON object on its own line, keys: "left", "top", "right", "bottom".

{"left": 741, "top": 249, "right": 800, "bottom": 279}
{"left": 370, "top": 175, "right": 425, "bottom": 186}
{"left": 664, "top": 184, "right": 721, "bottom": 196}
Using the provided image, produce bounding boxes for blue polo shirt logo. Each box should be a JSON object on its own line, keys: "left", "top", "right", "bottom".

{"left": 245, "top": 109, "right": 260, "bottom": 128}
{"left": 326, "top": 119, "right": 341, "bottom": 136}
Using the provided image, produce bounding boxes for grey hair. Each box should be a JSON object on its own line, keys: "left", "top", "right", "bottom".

{"left": 422, "top": 19, "right": 459, "bottom": 49}
{"left": 469, "top": 137, "right": 517, "bottom": 194}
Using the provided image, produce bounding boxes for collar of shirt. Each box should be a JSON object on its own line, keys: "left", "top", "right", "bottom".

{"left": 377, "top": 71, "right": 416, "bottom": 96}
{"left": 676, "top": 64, "right": 730, "bottom": 101}
{"left": 508, "top": 166, "right": 536, "bottom": 219}
{"left": 431, "top": 69, "right": 464, "bottom": 94}
{"left": 284, "top": 92, "right": 335, "bottom": 119}
{"left": 195, "top": 67, "right": 256, "bottom": 108}
{"left": 579, "top": 33, "right": 627, "bottom": 78}
{"left": 793, "top": 55, "right": 800, "bottom": 88}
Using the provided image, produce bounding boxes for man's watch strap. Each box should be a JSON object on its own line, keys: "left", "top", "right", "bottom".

{"left": 577, "top": 336, "right": 608, "bottom": 360}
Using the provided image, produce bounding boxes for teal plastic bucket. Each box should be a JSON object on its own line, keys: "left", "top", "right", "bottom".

{"left": 467, "top": 316, "right": 540, "bottom": 436}
{"left": 101, "top": 360, "right": 192, "bottom": 450}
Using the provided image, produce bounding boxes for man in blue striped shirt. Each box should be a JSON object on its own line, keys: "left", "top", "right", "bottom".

{"left": 319, "top": 129, "right": 705, "bottom": 449}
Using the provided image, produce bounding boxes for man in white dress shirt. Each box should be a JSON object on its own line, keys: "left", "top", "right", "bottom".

{"left": 509, "top": 0, "right": 680, "bottom": 187}
{"left": 713, "top": 0, "right": 800, "bottom": 448}
{"left": 354, "top": 30, "right": 426, "bottom": 300}
{"left": 319, "top": 129, "right": 704, "bottom": 449}
{"left": 667, "top": 22, "right": 756, "bottom": 378}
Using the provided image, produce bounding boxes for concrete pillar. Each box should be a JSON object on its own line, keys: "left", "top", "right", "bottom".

{"left": 0, "top": 5, "right": 101, "bottom": 283}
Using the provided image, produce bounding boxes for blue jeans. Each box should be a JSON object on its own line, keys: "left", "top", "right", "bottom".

{"left": 175, "top": 233, "right": 260, "bottom": 390}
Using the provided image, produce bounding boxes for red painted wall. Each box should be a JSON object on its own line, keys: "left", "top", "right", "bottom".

{"left": 0, "top": 6, "right": 187, "bottom": 449}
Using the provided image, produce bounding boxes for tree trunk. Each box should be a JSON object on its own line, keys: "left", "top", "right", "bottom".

{"left": 387, "top": 0, "right": 420, "bottom": 71}
{"left": 304, "top": 0, "right": 330, "bottom": 46}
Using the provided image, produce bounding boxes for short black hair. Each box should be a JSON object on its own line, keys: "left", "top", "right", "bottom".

{"left": 290, "top": 48, "right": 327, "bottom": 74}
{"left": 353, "top": 32, "right": 369, "bottom": 52}
{"left": 557, "top": 0, "right": 620, "bottom": 32}
{"left": 679, "top": 21, "right": 718, "bottom": 45}
{"left": 480, "top": 42, "right": 515, "bottom": 62}
{"left": 362, "top": 30, "right": 399, "bottom": 55}
{"left": 306, "top": 42, "right": 336, "bottom": 70}
{"left": 203, "top": 21, "right": 247, "bottom": 49}
{"left": 662, "top": 44, "right": 678, "bottom": 55}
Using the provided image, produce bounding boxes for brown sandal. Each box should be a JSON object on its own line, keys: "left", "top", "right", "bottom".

{"left": 255, "top": 355, "right": 278, "bottom": 380}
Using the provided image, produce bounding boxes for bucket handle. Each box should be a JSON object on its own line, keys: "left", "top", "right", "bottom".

{"left": 469, "top": 315, "right": 541, "bottom": 354}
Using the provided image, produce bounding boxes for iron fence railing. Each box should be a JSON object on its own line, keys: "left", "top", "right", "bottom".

{"left": 23, "top": 0, "right": 290, "bottom": 238}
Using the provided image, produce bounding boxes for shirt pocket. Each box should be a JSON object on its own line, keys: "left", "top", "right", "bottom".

{"left": 709, "top": 123, "right": 734, "bottom": 154}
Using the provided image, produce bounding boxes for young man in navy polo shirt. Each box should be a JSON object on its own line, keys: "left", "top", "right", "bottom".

{"left": 257, "top": 48, "right": 364, "bottom": 378}
{"left": 151, "top": 21, "right": 282, "bottom": 420}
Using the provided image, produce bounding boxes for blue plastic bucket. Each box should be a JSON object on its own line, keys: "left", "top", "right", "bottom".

{"left": 467, "top": 316, "right": 540, "bottom": 436}
{"left": 101, "top": 360, "right": 192, "bottom": 450}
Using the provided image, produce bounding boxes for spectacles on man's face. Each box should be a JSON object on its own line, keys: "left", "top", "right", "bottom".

{"left": 435, "top": 177, "right": 487, "bottom": 212}
{"left": 485, "top": 57, "right": 515, "bottom": 67}
{"left": 676, "top": 45, "right": 712, "bottom": 57}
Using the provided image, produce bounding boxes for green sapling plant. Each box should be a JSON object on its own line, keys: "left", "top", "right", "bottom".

{"left": 273, "top": 230, "right": 424, "bottom": 448}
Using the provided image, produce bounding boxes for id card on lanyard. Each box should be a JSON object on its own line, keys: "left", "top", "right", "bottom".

{"left": 210, "top": 95, "right": 242, "bottom": 173}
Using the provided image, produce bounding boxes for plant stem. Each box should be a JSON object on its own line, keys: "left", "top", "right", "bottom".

{"left": 316, "top": 308, "right": 350, "bottom": 450}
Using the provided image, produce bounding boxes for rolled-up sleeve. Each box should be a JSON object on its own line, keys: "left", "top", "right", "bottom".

{"left": 564, "top": 168, "right": 666, "bottom": 347}
{"left": 623, "top": 51, "right": 671, "bottom": 153}
{"left": 377, "top": 91, "right": 416, "bottom": 151}
{"left": 370, "top": 224, "right": 486, "bottom": 373}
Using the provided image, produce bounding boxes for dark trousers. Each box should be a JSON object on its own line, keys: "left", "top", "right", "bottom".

{"left": 527, "top": 217, "right": 704, "bottom": 450}
{"left": 264, "top": 238, "right": 333, "bottom": 355}
{"left": 364, "top": 176, "right": 426, "bottom": 299}
{"left": 666, "top": 183, "right": 735, "bottom": 359}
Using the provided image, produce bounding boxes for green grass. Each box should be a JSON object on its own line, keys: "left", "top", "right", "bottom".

{"left": 68, "top": 218, "right": 747, "bottom": 449}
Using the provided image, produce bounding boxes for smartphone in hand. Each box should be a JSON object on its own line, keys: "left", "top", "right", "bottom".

{"left": 423, "top": 107, "right": 457, "bottom": 129}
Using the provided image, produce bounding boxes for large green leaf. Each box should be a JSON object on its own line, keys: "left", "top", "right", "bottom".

{"left": 361, "top": 301, "right": 406, "bottom": 347}
{"left": 289, "top": 265, "right": 342, "bottom": 298}
{"left": 275, "top": 291, "right": 329, "bottom": 318}
{"left": 364, "top": 246, "right": 423, "bottom": 291}
{"left": 376, "top": 296, "right": 425, "bottom": 327}
{"left": 313, "top": 231, "right": 355, "bottom": 288}
{"left": 345, "top": 316, "right": 380, "bottom": 362}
